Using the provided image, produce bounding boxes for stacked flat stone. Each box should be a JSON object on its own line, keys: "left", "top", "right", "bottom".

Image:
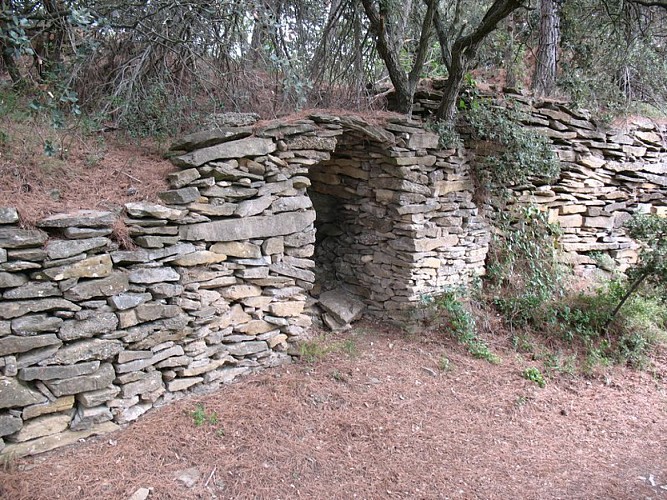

{"left": 411, "top": 84, "right": 667, "bottom": 275}
{"left": 0, "top": 112, "right": 490, "bottom": 458}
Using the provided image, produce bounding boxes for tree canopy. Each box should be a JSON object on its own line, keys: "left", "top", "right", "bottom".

{"left": 1, "top": 0, "right": 667, "bottom": 132}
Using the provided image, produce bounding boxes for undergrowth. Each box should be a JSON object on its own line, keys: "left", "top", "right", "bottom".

{"left": 424, "top": 290, "right": 500, "bottom": 364}
{"left": 487, "top": 207, "right": 667, "bottom": 370}
{"left": 298, "top": 336, "right": 359, "bottom": 363}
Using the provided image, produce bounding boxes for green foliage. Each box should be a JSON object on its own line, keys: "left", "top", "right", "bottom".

{"left": 190, "top": 403, "right": 219, "bottom": 427}
{"left": 537, "top": 278, "right": 665, "bottom": 368}
{"left": 486, "top": 206, "right": 566, "bottom": 327}
{"left": 464, "top": 98, "right": 561, "bottom": 187}
{"left": 625, "top": 214, "right": 667, "bottom": 289}
{"left": 522, "top": 367, "right": 546, "bottom": 388}
{"left": 116, "top": 81, "right": 200, "bottom": 139}
{"left": 426, "top": 119, "right": 463, "bottom": 149}
{"left": 426, "top": 291, "right": 500, "bottom": 364}
{"left": 560, "top": 0, "right": 667, "bottom": 116}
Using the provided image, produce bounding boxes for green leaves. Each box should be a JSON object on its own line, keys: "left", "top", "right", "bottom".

{"left": 465, "top": 98, "right": 561, "bottom": 187}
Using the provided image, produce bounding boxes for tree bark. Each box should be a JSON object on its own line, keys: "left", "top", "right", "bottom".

{"left": 361, "top": 0, "right": 435, "bottom": 115}
{"left": 532, "top": 0, "right": 560, "bottom": 97}
{"left": 435, "top": 0, "right": 524, "bottom": 121}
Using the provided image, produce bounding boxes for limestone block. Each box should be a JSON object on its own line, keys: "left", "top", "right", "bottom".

{"left": 168, "top": 168, "right": 201, "bottom": 188}
{"left": 44, "top": 255, "right": 112, "bottom": 281}
{"left": 210, "top": 241, "right": 261, "bottom": 258}
{"left": 235, "top": 320, "right": 275, "bottom": 335}
{"left": 583, "top": 216, "right": 615, "bottom": 229}
{"left": 187, "top": 202, "right": 236, "bottom": 217}
{"left": 19, "top": 361, "right": 100, "bottom": 381}
{"left": 0, "top": 414, "right": 23, "bottom": 437}
{"left": 235, "top": 195, "right": 275, "bottom": 217}
{"left": 408, "top": 131, "right": 439, "bottom": 149}
{"left": 20, "top": 395, "right": 72, "bottom": 420}
{"left": 158, "top": 187, "right": 200, "bottom": 205}
{"left": 319, "top": 289, "right": 365, "bottom": 326}
{"left": 70, "top": 405, "right": 113, "bottom": 431}
{"left": 120, "top": 370, "right": 163, "bottom": 399}
{"left": 220, "top": 284, "right": 262, "bottom": 300}
{"left": 0, "top": 335, "right": 61, "bottom": 357}
{"left": 58, "top": 313, "right": 118, "bottom": 341}
{"left": 0, "top": 376, "right": 47, "bottom": 408}
{"left": 115, "top": 345, "right": 184, "bottom": 374}
{"left": 10, "top": 315, "right": 63, "bottom": 335}
{"left": 166, "top": 377, "right": 203, "bottom": 392}
{"left": 45, "top": 237, "right": 110, "bottom": 260}
{"left": 181, "top": 211, "right": 315, "bottom": 242}
{"left": 172, "top": 251, "right": 227, "bottom": 266}
{"left": 45, "top": 363, "right": 115, "bottom": 397}
{"left": 170, "top": 126, "right": 253, "bottom": 152}
{"left": 0, "top": 421, "right": 119, "bottom": 458}
{"left": 271, "top": 196, "right": 313, "bottom": 213}
{"left": 0, "top": 272, "right": 28, "bottom": 289}
{"left": 211, "top": 305, "right": 252, "bottom": 330}
{"left": 173, "top": 137, "right": 276, "bottom": 167}
{"left": 225, "top": 341, "right": 268, "bottom": 357}
{"left": 269, "top": 263, "right": 315, "bottom": 282}
{"left": 7, "top": 413, "right": 71, "bottom": 442}
{"left": 267, "top": 301, "right": 305, "bottom": 317}
{"left": 557, "top": 215, "right": 583, "bottom": 228}
{"left": 5, "top": 281, "right": 61, "bottom": 300}
{"left": 37, "top": 210, "right": 115, "bottom": 228}
{"left": 124, "top": 202, "right": 187, "bottom": 221}
{"left": 0, "top": 227, "right": 48, "bottom": 249}
{"left": 109, "top": 292, "right": 151, "bottom": 311}
{"left": 45, "top": 339, "right": 123, "bottom": 365}
{"left": 129, "top": 267, "right": 180, "bottom": 284}
{"left": 114, "top": 403, "right": 151, "bottom": 424}
{"left": 0, "top": 207, "right": 19, "bottom": 224}
{"left": 76, "top": 386, "right": 121, "bottom": 408}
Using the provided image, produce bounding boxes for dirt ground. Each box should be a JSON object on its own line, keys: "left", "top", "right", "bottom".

{"left": 1, "top": 321, "right": 666, "bottom": 500}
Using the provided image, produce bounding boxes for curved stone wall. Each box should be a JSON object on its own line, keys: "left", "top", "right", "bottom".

{"left": 0, "top": 113, "right": 486, "bottom": 457}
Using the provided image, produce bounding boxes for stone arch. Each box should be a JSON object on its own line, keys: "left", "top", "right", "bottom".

{"left": 171, "top": 112, "right": 488, "bottom": 328}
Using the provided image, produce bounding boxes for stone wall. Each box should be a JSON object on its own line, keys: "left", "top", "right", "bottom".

{"left": 2, "top": 99, "right": 664, "bottom": 458}
{"left": 411, "top": 84, "right": 667, "bottom": 274}
{"left": 0, "top": 113, "right": 486, "bottom": 457}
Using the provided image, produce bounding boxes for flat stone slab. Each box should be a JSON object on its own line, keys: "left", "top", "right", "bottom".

{"left": 45, "top": 339, "right": 123, "bottom": 365}
{"left": 319, "top": 289, "right": 365, "bottom": 326}
{"left": 172, "top": 137, "right": 277, "bottom": 168}
{"left": 180, "top": 210, "right": 315, "bottom": 242}
{"left": 37, "top": 210, "right": 116, "bottom": 228}
{"left": 170, "top": 126, "right": 253, "bottom": 152}
{"left": 45, "top": 237, "right": 110, "bottom": 260}
{"left": 0, "top": 207, "right": 19, "bottom": 225}
{"left": 0, "top": 227, "right": 48, "bottom": 249}
{"left": 0, "top": 421, "right": 119, "bottom": 458}
{"left": 0, "top": 376, "right": 48, "bottom": 409}
{"left": 45, "top": 363, "right": 116, "bottom": 397}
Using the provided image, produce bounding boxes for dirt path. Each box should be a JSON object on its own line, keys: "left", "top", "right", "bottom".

{"left": 1, "top": 322, "right": 666, "bottom": 499}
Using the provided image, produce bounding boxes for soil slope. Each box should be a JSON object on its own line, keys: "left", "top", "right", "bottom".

{"left": 1, "top": 322, "right": 666, "bottom": 500}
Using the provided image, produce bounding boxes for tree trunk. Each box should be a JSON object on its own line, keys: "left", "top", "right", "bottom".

{"left": 436, "top": 45, "right": 469, "bottom": 122}
{"left": 504, "top": 12, "right": 517, "bottom": 88}
{"left": 532, "top": 0, "right": 560, "bottom": 97}
{"left": 1, "top": 44, "right": 23, "bottom": 85}
{"left": 434, "top": 0, "right": 524, "bottom": 121}
{"left": 361, "top": 0, "right": 435, "bottom": 116}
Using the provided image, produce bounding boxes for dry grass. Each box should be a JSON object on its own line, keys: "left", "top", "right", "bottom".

{"left": 0, "top": 119, "right": 174, "bottom": 226}
{"left": 1, "top": 321, "right": 666, "bottom": 500}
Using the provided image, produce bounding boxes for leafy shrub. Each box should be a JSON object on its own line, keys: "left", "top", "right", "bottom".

{"left": 464, "top": 98, "right": 561, "bottom": 188}
{"left": 522, "top": 367, "right": 546, "bottom": 388}
{"left": 486, "top": 206, "right": 566, "bottom": 327}
{"left": 426, "top": 290, "right": 500, "bottom": 364}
